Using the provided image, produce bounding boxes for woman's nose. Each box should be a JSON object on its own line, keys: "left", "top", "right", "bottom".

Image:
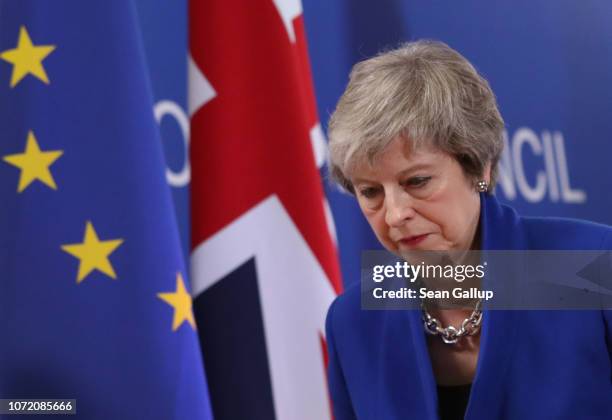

{"left": 384, "top": 190, "right": 416, "bottom": 227}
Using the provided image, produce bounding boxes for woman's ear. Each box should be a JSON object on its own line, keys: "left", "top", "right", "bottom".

{"left": 483, "top": 163, "right": 492, "bottom": 184}
{"left": 475, "top": 163, "right": 493, "bottom": 193}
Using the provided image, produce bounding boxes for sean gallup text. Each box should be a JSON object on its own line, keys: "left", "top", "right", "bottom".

{"left": 372, "top": 287, "right": 494, "bottom": 301}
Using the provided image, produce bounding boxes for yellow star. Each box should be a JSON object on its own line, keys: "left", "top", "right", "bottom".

{"left": 3, "top": 131, "right": 63, "bottom": 192}
{"left": 61, "top": 221, "right": 124, "bottom": 283}
{"left": 158, "top": 273, "right": 197, "bottom": 331}
{"left": 0, "top": 26, "right": 55, "bottom": 87}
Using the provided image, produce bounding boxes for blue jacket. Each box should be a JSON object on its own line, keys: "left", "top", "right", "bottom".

{"left": 326, "top": 193, "right": 612, "bottom": 419}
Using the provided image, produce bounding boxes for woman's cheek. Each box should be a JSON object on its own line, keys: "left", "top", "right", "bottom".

{"left": 436, "top": 222, "right": 456, "bottom": 247}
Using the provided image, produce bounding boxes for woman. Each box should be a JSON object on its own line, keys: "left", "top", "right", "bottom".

{"left": 325, "top": 40, "right": 612, "bottom": 419}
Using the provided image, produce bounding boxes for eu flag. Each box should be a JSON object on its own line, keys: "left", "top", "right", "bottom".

{"left": 0, "top": 1, "right": 213, "bottom": 418}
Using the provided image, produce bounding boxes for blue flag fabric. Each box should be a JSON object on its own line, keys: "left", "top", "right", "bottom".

{"left": 0, "top": 1, "right": 213, "bottom": 418}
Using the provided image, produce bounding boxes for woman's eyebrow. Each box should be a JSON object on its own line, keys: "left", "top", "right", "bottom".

{"left": 351, "top": 177, "right": 378, "bottom": 185}
{"left": 397, "top": 162, "right": 435, "bottom": 176}
{"left": 352, "top": 163, "right": 436, "bottom": 184}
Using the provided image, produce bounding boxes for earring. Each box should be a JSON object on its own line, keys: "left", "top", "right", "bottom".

{"left": 476, "top": 180, "right": 488, "bottom": 193}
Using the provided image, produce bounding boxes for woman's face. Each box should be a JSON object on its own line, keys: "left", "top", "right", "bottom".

{"left": 350, "top": 137, "right": 486, "bottom": 253}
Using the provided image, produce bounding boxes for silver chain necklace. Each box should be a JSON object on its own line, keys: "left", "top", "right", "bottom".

{"left": 422, "top": 299, "right": 483, "bottom": 344}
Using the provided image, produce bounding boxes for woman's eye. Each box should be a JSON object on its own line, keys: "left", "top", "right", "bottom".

{"left": 359, "top": 187, "right": 380, "bottom": 199}
{"left": 405, "top": 176, "right": 431, "bottom": 188}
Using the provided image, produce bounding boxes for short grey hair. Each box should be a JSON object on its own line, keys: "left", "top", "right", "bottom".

{"left": 327, "top": 40, "right": 505, "bottom": 193}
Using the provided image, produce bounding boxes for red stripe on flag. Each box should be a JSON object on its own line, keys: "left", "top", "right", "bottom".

{"left": 190, "top": 0, "right": 342, "bottom": 293}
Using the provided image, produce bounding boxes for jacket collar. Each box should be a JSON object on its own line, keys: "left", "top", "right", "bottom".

{"left": 464, "top": 193, "right": 523, "bottom": 418}
{"left": 481, "top": 192, "right": 527, "bottom": 251}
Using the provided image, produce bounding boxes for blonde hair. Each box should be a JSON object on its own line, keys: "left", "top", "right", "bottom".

{"left": 328, "top": 40, "right": 504, "bottom": 193}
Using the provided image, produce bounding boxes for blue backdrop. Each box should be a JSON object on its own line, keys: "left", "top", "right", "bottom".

{"left": 134, "top": 0, "right": 612, "bottom": 287}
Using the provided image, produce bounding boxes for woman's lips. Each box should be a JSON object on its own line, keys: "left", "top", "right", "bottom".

{"left": 399, "top": 234, "right": 429, "bottom": 247}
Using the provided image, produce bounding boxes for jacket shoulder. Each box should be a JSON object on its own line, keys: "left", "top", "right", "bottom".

{"left": 327, "top": 281, "right": 368, "bottom": 330}
{"left": 326, "top": 280, "right": 391, "bottom": 348}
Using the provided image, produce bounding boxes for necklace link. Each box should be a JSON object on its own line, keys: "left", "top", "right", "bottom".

{"left": 422, "top": 299, "right": 483, "bottom": 344}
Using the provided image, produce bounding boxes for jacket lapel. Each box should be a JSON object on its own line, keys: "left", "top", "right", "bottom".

{"left": 376, "top": 308, "right": 439, "bottom": 419}
{"left": 465, "top": 193, "right": 525, "bottom": 419}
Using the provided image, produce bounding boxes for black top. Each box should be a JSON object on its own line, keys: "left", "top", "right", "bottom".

{"left": 437, "top": 383, "right": 471, "bottom": 420}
